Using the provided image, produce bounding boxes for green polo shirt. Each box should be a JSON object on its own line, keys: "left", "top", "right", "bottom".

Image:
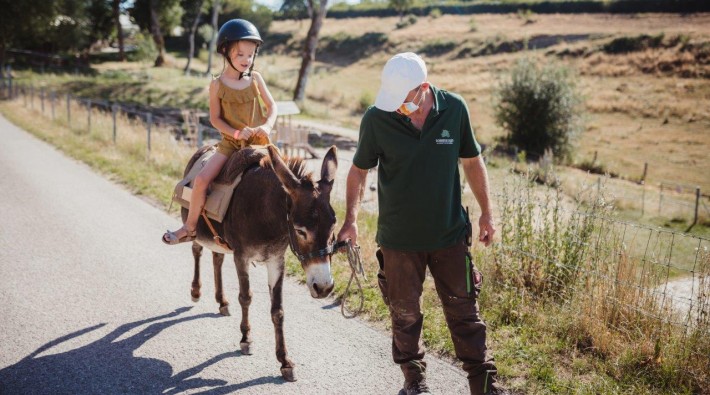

{"left": 353, "top": 85, "right": 481, "bottom": 251}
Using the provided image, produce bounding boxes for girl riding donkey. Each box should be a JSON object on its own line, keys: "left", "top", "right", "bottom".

{"left": 163, "top": 19, "right": 277, "bottom": 245}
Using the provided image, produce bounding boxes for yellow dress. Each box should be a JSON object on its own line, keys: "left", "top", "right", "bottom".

{"left": 215, "top": 77, "right": 268, "bottom": 157}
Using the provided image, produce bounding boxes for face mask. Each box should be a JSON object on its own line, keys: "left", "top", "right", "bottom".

{"left": 397, "top": 87, "right": 423, "bottom": 116}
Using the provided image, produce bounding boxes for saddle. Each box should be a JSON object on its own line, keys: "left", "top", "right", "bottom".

{"left": 172, "top": 145, "right": 270, "bottom": 223}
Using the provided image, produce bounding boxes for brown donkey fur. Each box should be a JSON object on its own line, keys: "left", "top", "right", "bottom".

{"left": 183, "top": 145, "right": 338, "bottom": 382}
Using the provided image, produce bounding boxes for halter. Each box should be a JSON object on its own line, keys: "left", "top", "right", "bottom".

{"left": 286, "top": 212, "right": 347, "bottom": 263}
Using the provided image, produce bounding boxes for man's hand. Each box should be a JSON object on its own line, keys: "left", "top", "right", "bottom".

{"left": 478, "top": 213, "right": 496, "bottom": 247}
{"left": 337, "top": 221, "right": 359, "bottom": 247}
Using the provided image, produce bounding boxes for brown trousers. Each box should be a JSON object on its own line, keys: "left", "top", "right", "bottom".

{"left": 377, "top": 239, "right": 497, "bottom": 395}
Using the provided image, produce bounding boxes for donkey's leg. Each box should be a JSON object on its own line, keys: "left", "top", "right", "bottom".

{"left": 234, "top": 254, "right": 253, "bottom": 355}
{"left": 212, "top": 252, "right": 230, "bottom": 316}
{"left": 267, "top": 255, "right": 296, "bottom": 382}
{"left": 191, "top": 242, "right": 203, "bottom": 302}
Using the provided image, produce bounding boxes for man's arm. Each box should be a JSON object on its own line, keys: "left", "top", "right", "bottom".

{"left": 336, "top": 164, "right": 369, "bottom": 246}
{"left": 461, "top": 155, "right": 495, "bottom": 247}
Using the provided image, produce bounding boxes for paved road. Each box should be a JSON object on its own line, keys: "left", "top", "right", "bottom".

{"left": 0, "top": 114, "right": 468, "bottom": 394}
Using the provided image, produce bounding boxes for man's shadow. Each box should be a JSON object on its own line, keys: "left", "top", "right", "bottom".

{"left": 0, "top": 307, "right": 284, "bottom": 394}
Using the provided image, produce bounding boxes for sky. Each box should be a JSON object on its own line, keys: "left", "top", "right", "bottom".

{"left": 255, "top": 0, "right": 361, "bottom": 11}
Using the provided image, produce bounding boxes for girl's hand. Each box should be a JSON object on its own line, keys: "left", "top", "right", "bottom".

{"left": 234, "top": 128, "right": 253, "bottom": 141}
{"left": 251, "top": 124, "right": 272, "bottom": 141}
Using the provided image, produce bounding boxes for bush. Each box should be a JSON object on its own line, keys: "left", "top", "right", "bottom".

{"left": 129, "top": 32, "right": 158, "bottom": 64}
{"left": 356, "top": 91, "right": 373, "bottom": 114}
{"left": 429, "top": 8, "right": 442, "bottom": 18}
{"left": 468, "top": 17, "right": 478, "bottom": 32}
{"left": 493, "top": 56, "right": 584, "bottom": 161}
{"left": 395, "top": 14, "right": 418, "bottom": 29}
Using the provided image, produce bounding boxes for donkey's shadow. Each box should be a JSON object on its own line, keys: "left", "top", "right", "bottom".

{"left": 0, "top": 307, "right": 284, "bottom": 394}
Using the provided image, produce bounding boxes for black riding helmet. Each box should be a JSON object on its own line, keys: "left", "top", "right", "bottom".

{"left": 217, "top": 19, "right": 263, "bottom": 79}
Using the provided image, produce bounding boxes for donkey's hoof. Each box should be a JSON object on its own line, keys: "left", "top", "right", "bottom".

{"left": 219, "top": 305, "right": 230, "bottom": 316}
{"left": 240, "top": 342, "right": 252, "bottom": 355}
{"left": 191, "top": 296, "right": 200, "bottom": 303}
{"left": 280, "top": 367, "right": 296, "bottom": 382}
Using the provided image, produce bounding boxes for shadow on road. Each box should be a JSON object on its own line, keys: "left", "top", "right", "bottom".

{"left": 0, "top": 307, "right": 285, "bottom": 394}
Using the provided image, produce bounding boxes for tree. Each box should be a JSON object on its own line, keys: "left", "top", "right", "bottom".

{"left": 113, "top": 0, "right": 126, "bottom": 61}
{"left": 204, "top": 0, "right": 221, "bottom": 76}
{"left": 0, "top": 1, "right": 55, "bottom": 76}
{"left": 280, "top": 0, "right": 308, "bottom": 20}
{"left": 181, "top": 0, "right": 206, "bottom": 75}
{"left": 293, "top": 0, "right": 328, "bottom": 103}
{"left": 389, "top": 0, "right": 413, "bottom": 20}
{"left": 129, "top": 0, "right": 183, "bottom": 67}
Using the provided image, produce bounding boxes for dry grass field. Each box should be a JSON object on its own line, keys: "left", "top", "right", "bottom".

{"left": 264, "top": 13, "right": 710, "bottom": 197}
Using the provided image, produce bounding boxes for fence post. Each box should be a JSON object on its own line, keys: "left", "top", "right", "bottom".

{"left": 146, "top": 112, "right": 152, "bottom": 154}
{"left": 596, "top": 177, "right": 601, "bottom": 197}
{"left": 50, "top": 91, "right": 55, "bottom": 120}
{"left": 66, "top": 93, "right": 71, "bottom": 127}
{"left": 687, "top": 187, "right": 701, "bottom": 232}
{"left": 87, "top": 99, "right": 92, "bottom": 133}
{"left": 641, "top": 182, "right": 646, "bottom": 217}
{"left": 197, "top": 124, "right": 203, "bottom": 148}
{"left": 640, "top": 162, "right": 648, "bottom": 184}
{"left": 40, "top": 88, "right": 45, "bottom": 113}
{"left": 658, "top": 184, "right": 664, "bottom": 215}
{"left": 22, "top": 84, "right": 27, "bottom": 107}
{"left": 112, "top": 104, "right": 118, "bottom": 143}
{"left": 30, "top": 85, "right": 34, "bottom": 109}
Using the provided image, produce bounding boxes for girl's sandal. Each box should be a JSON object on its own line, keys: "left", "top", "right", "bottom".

{"left": 162, "top": 228, "right": 197, "bottom": 245}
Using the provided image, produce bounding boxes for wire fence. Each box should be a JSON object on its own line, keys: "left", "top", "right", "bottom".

{"left": 493, "top": 175, "right": 709, "bottom": 380}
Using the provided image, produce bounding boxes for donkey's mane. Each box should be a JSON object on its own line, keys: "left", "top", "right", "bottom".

{"left": 283, "top": 157, "right": 313, "bottom": 182}
{"left": 186, "top": 146, "right": 315, "bottom": 186}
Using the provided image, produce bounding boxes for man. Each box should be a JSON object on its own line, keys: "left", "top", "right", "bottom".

{"left": 337, "top": 52, "right": 503, "bottom": 395}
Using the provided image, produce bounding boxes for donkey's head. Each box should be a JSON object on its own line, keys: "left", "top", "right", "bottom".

{"left": 268, "top": 145, "right": 338, "bottom": 299}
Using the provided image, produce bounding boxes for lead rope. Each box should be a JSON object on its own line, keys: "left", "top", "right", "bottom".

{"left": 339, "top": 240, "right": 366, "bottom": 319}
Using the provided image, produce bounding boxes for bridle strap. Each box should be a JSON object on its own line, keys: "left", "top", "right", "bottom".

{"left": 286, "top": 212, "right": 346, "bottom": 262}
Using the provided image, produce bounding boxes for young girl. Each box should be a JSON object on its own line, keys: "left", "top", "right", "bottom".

{"left": 163, "top": 19, "right": 277, "bottom": 245}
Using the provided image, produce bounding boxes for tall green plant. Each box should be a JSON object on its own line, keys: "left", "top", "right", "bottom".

{"left": 494, "top": 56, "right": 584, "bottom": 161}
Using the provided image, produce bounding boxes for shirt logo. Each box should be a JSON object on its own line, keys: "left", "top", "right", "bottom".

{"left": 436, "top": 129, "right": 454, "bottom": 145}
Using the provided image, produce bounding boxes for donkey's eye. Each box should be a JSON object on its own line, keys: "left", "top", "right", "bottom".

{"left": 296, "top": 229, "right": 307, "bottom": 238}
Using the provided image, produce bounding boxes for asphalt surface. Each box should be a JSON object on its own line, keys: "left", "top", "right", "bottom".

{"left": 0, "top": 113, "right": 469, "bottom": 394}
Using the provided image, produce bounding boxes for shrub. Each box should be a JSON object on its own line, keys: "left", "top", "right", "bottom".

{"left": 356, "top": 91, "right": 373, "bottom": 114}
{"left": 395, "top": 14, "right": 418, "bottom": 29}
{"left": 468, "top": 17, "right": 478, "bottom": 32}
{"left": 493, "top": 56, "right": 584, "bottom": 161}
{"left": 517, "top": 8, "right": 537, "bottom": 24}
{"left": 429, "top": 8, "right": 442, "bottom": 18}
{"left": 130, "top": 32, "right": 158, "bottom": 64}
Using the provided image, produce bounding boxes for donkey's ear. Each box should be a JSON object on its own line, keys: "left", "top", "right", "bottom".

{"left": 268, "top": 145, "right": 300, "bottom": 193}
{"left": 320, "top": 145, "right": 338, "bottom": 184}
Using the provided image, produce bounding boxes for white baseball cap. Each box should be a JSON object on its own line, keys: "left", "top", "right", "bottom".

{"left": 374, "top": 52, "right": 427, "bottom": 112}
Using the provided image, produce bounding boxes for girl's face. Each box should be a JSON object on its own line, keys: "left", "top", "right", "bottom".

{"left": 228, "top": 40, "right": 257, "bottom": 73}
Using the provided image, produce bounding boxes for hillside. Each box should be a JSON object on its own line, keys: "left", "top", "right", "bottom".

{"left": 262, "top": 13, "right": 710, "bottom": 197}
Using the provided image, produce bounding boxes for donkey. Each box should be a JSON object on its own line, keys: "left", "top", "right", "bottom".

{"left": 184, "top": 145, "right": 339, "bottom": 382}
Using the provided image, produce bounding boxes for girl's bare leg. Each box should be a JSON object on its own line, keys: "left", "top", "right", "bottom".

{"left": 168, "top": 152, "right": 229, "bottom": 239}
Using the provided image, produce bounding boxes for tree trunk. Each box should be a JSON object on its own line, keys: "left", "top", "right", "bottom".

{"left": 184, "top": 0, "right": 204, "bottom": 75}
{"left": 205, "top": 0, "right": 221, "bottom": 76}
{"left": 0, "top": 42, "right": 5, "bottom": 80}
{"left": 150, "top": 0, "right": 166, "bottom": 67}
{"left": 293, "top": 0, "right": 328, "bottom": 103}
{"left": 113, "top": 0, "right": 126, "bottom": 61}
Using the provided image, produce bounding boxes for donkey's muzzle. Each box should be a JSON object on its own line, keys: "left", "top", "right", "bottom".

{"left": 306, "top": 262, "right": 334, "bottom": 298}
